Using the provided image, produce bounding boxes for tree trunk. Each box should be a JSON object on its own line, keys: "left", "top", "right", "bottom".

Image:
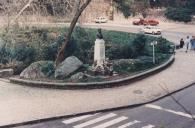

{"left": 55, "top": 0, "right": 92, "bottom": 67}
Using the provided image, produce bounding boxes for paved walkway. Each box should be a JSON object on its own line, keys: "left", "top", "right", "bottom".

{"left": 0, "top": 50, "right": 195, "bottom": 127}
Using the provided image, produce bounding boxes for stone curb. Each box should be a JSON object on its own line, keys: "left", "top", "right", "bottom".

{"left": 0, "top": 69, "right": 14, "bottom": 78}
{"left": 9, "top": 55, "right": 175, "bottom": 90}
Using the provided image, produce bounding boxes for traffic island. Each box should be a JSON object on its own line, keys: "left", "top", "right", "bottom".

{"left": 10, "top": 55, "right": 175, "bottom": 90}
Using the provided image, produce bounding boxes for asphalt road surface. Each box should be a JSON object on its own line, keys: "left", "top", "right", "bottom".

{"left": 15, "top": 84, "right": 195, "bottom": 128}
{"left": 82, "top": 23, "right": 192, "bottom": 45}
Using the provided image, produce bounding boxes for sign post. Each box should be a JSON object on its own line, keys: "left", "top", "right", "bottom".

{"left": 151, "top": 41, "right": 158, "bottom": 64}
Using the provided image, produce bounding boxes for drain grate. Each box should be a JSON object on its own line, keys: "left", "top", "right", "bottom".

{"left": 133, "top": 90, "right": 143, "bottom": 94}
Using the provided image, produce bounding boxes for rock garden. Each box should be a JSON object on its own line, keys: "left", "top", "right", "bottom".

{"left": 0, "top": 26, "right": 174, "bottom": 86}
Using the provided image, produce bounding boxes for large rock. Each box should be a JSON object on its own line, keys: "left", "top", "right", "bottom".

{"left": 20, "top": 61, "right": 54, "bottom": 79}
{"left": 55, "top": 56, "right": 83, "bottom": 78}
{"left": 70, "top": 72, "right": 86, "bottom": 82}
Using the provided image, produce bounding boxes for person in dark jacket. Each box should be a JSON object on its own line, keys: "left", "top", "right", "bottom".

{"left": 180, "top": 38, "right": 184, "bottom": 48}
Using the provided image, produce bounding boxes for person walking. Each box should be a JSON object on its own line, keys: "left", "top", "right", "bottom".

{"left": 180, "top": 38, "right": 184, "bottom": 48}
{"left": 185, "top": 36, "right": 191, "bottom": 53}
{"left": 191, "top": 36, "right": 195, "bottom": 51}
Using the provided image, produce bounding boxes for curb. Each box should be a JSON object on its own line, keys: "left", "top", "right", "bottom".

{"left": 9, "top": 55, "right": 175, "bottom": 90}
{"left": 3, "top": 77, "right": 195, "bottom": 128}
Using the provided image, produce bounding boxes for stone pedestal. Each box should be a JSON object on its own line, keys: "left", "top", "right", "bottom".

{"left": 94, "top": 39, "right": 105, "bottom": 68}
{"left": 89, "top": 37, "right": 113, "bottom": 76}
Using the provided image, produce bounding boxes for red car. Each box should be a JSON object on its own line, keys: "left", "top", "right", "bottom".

{"left": 132, "top": 18, "right": 147, "bottom": 25}
{"left": 147, "top": 19, "right": 159, "bottom": 26}
{"left": 133, "top": 18, "right": 159, "bottom": 26}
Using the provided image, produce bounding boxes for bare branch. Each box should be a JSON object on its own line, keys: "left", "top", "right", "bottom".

{"left": 12, "top": 0, "right": 34, "bottom": 23}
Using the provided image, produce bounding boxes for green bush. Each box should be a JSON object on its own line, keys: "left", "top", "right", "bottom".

{"left": 0, "top": 43, "right": 11, "bottom": 64}
{"left": 131, "top": 34, "right": 147, "bottom": 57}
{"left": 42, "top": 42, "right": 59, "bottom": 61}
{"left": 42, "top": 35, "right": 76, "bottom": 61}
{"left": 41, "top": 61, "right": 55, "bottom": 77}
{"left": 156, "top": 37, "right": 172, "bottom": 54}
{"left": 114, "top": 0, "right": 131, "bottom": 18}
{"left": 113, "top": 58, "right": 154, "bottom": 74}
{"left": 12, "top": 43, "right": 36, "bottom": 65}
{"left": 0, "top": 27, "right": 172, "bottom": 69}
{"left": 73, "top": 27, "right": 94, "bottom": 64}
{"left": 165, "top": 7, "right": 193, "bottom": 22}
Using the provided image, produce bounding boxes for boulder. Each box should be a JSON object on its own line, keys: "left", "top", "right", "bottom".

{"left": 20, "top": 61, "right": 54, "bottom": 79}
{"left": 0, "top": 69, "right": 14, "bottom": 77}
{"left": 55, "top": 56, "right": 83, "bottom": 78}
{"left": 70, "top": 72, "right": 86, "bottom": 81}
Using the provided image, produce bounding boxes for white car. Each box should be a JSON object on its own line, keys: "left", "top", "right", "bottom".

{"left": 95, "top": 17, "right": 108, "bottom": 23}
{"left": 141, "top": 26, "right": 162, "bottom": 35}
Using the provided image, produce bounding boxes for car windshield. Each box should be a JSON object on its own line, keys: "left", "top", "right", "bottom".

{"left": 145, "top": 26, "right": 159, "bottom": 29}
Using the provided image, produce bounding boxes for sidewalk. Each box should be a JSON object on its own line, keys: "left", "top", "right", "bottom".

{"left": 0, "top": 50, "right": 195, "bottom": 127}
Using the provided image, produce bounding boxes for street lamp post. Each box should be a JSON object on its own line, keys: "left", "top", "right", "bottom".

{"left": 151, "top": 41, "right": 158, "bottom": 64}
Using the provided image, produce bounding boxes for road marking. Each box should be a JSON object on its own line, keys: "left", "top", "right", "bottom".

{"left": 92, "top": 116, "right": 128, "bottom": 128}
{"left": 118, "top": 120, "right": 141, "bottom": 128}
{"left": 145, "top": 104, "right": 195, "bottom": 119}
{"left": 142, "top": 124, "right": 155, "bottom": 128}
{"left": 73, "top": 113, "right": 116, "bottom": 128}
{"left": 62, "top": 114, "right": 95, "bottom": 124}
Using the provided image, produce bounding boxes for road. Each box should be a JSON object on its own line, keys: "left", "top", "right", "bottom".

{"left": 82, "top": 22, "right": 194, "bottom": 44}
{"left": 14, "top": 84, "right": 195, "bottom": 128}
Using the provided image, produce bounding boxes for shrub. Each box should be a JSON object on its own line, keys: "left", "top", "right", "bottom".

{"left": 42, "top": 42, "right": 59, "bottom": 61}
{"left": 113, "top": 58, "right": 154, "bottom": 74}
{"left": 0, "top": 27, "right": 172, "bottom": 69}
{"left": 106, "top": 44, "right": 123, "bottom": 60}
{"left": 156, "top": 37, "right": 172, "bottom": 54}
{"left": 41, "top": 61, "right": 55, "bottom": 77}
{"left": 131, "top": 34, "right": 147, "bottom": 57}
{"left": 0, "top": 43, "right": 11, "bottom": 64}
{"left": 165, "top": 7, "right": 193, "bottom": 22}
{"left": 42, "top": 35, "right": 76, "bottom": 61}
{"left": 12, "top": 43, "right": 36, "bottom": 65}
{"left": 73, "top": 27, "right": 94, "bottom": 64}
{"left": 115, "top": 0, "right": 131, "bottom": 18}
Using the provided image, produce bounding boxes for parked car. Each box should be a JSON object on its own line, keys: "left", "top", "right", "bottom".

{"left": 133, "top": 18, "right": 159, "bottom": 26}
{"left": 95, "top": 17, "right": 108, "bottom": 23}
{"left": 140, "top": 26, "right": 162, "bottom": 35}
{"left": 147, "top": 19, "right": 159, "bottom": 26}
{"left": 132, "top": 18, "right": 147, "bottom": 25}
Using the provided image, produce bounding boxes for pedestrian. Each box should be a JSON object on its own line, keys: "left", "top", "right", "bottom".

{"left": 191, "top": 36, "right": 195, "bottom": 51}
{"left": 185, "top": 36, "right": 191, "bottom": 53}
{"left": 179, "top": 38, "right": 184, "bottom": 48}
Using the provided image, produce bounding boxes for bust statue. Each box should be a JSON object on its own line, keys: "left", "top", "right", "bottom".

{"left": 96, "top": 28, "right": 103, "bottom": 39}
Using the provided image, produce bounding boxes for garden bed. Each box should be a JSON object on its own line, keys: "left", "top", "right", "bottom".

{"left": 1, "top": 26, "right": 174, "bottom": 85}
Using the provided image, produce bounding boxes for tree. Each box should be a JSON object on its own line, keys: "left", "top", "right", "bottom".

{"left": 0, "top": 0, "right": 134, "bottom": 66}
{"left": 55, "top": 0, "right": 92, "bottom": 66}
{"left": 55, "top": 0, "right": 134, "bottom": 66}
